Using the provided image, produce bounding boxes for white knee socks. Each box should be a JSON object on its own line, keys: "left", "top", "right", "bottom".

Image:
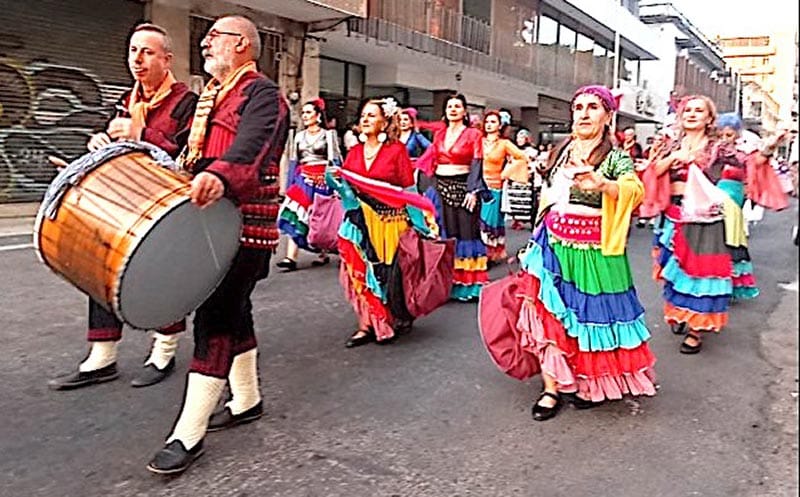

{"left": 79, "top": 341, "right": 118, "bottom": 372}
{"left": 167, "top": 372, "right": 226, "bottom": 450}
{"left": 145, "top": 332, "right": 182, "bottom": 370}
{"left": 226, "top": 349, "right": 262, "bottom": 415}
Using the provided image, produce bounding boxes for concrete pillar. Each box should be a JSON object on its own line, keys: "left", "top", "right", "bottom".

{"left": 520, "top": 106, "right": 540, "bottom": 144}
{"left": 148, "top": 0, "right": 192, "bottom": 83}
{"left": 300, "top": 39, "right": 321, "bottom": 105}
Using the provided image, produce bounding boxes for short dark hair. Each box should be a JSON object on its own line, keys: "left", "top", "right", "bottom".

{"left": 132, "top": 23, "right": 172, "bottom": 53}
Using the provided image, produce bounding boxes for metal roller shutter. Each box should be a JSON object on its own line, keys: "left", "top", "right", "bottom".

{"left": 0, "top": 0, "right": 145, "bottom": 202}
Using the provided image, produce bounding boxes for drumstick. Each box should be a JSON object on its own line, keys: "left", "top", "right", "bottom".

{"left": 48, "top": 156, "right": 69, "bottom": 169}
{"left": 200, "top": 211, "right": 221, "bottom": 271}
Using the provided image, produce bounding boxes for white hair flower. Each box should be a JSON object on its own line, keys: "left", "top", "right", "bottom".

{"left": 381, "top": 97, "right": 399, "bottom": 118}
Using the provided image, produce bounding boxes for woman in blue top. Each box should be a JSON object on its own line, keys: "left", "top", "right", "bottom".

{"left": 398, "top": 107, "right": 433, "bottom": 194}
{"left": 399, "top": 107, "right": 431, "bottom": 159}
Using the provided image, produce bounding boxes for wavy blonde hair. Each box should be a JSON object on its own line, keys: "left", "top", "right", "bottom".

{"left": 359, "top": 98, "right": 401, "bottom": 143}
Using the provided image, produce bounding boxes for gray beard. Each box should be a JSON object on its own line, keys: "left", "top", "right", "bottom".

{"left": 204, "top": 58, "right": 231, "bottom": 81}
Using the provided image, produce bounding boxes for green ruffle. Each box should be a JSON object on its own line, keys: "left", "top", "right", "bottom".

{"left": 550, "top": 240, "right": 634, "bottom": 296}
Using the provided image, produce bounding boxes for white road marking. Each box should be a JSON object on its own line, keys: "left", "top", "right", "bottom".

{"left": 0, "top": 243, "right": 33, "bottom": 252}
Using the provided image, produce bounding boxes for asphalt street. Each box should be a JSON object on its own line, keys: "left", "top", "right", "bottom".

{"left": 0, "top": 204, "right": 797, "bottom": 497}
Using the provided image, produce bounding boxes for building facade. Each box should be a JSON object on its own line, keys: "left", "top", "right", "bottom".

{"left": 639, "top": 2, "right": 739, "bottom": 120}
{"left": 718, "top": 31, "right": 800, "bottom": 132}
{"left": 0, "top": 0, "right": 672, "bottom": 203}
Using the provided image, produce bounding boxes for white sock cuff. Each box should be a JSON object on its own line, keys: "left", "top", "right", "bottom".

{"left": 167, "top": 373, "right": 226, "bottom": 450}
{"left": 79, "top": 341, "right": 118, "bottom": 372}
{"left": 226, "top": 349, "right": 261, "bottom": 415}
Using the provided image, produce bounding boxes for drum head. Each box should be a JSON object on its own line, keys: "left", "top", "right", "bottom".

{"left": 116, "top": 198, "right": 242, "bottom": 329}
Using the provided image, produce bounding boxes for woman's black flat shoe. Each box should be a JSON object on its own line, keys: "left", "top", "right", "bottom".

{"left": 311, "top": 256, "right": 331, "bottom": 267}
{"left": 345, "top": 330, "right": 375, "bottom": 348}
{"left": 680, "top": 333, "right": 702, "bottom": 354}
{"left": 671, "top": 322, "right": 687, "bottom": 335}
{"left": 531, "top": 391, "right": 562, "bottom": 421}
{"left": 276, "top": 258, "right": 297, "bottom": 271}
{"left": 567, "top": 393, "right": 605, "bottom": 410}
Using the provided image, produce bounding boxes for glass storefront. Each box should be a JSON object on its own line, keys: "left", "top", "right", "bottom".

{"left": 319, "top": 56, "right": 365, "bottom": 136}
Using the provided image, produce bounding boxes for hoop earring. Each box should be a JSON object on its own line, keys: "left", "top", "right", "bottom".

{"left": 377, "top": 132, "right": 387, "bottom": 143}
{"left": 358, "top": 133, "right": 368, "bottom": 143}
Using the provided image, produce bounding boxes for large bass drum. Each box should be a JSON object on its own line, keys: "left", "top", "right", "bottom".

{"left": 34, "top": 142, "right": 242, "bottom": 329}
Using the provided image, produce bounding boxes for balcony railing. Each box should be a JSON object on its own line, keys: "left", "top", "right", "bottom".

{"left": 350, "top": 0, "right": 615, "bottom": 94}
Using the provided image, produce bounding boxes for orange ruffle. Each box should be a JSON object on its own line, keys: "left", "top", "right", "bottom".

{"left": 663, "top": 302, "right": 727, "bottom": 333}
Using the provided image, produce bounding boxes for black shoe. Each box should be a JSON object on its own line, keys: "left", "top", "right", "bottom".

{"left": 636, "top": 219, "right": 647, "bottom": 228}
{"left": 311, "top": 255, "right": 330, "bottom": 267}
{"left": 276, "top": 258, "right": 297, "bottom": 271}
{"left": 48, "top": 363, "right": 119, "bottom": 391}
{"left": 531, "top": 391, "right": 562, "bottom": 421}
{"left": 679, "top": 333, "right": 703, "bottom": 354}
{"left": 566, "top": 393, "right": 605, "bottom": 410}
{"left": 146, "top": 439, "right": 204, "bottom": 475}
{"left": 671, "top": 322, "right": 687, "bottom": 335}
{"left": 207, "top": 401, "right": 264, "bottom": 433}
{"left": 394, "top": 319, "right": 414, "bottom": 336}
{"left": 345, "top": 329, "right": 375, "bottom": 348}
{"left": 130, "top": 358, "right": 175, "bottom": 388}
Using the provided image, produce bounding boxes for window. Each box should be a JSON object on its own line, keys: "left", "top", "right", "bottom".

{"left": 320, "top": 58, "right": 346, "bottom": 95}
{"left": 559, "top": 25, "right": 576, "bottom": 49}
{"left": 593, "top": 43, "right": 607, "bottom": 57}
{"left": 537, "top": 15, "right": 558, "bottom": 45}
{"left": 463, "top": 0, "right": 491, "bottom": 23}
{"left": 577, "top": 33, "right": 594, "bottom": 52}
{"left": 622, "top": 57, "right": 640, "bottom": 85}
{"left": 319, "top": 56, "right": 366, "bottom": 136}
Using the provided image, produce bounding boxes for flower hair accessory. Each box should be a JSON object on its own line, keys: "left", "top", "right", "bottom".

{"left": 381, "top": 97, "right": 399, "bottom": 118}
{"left": 499, "top": 110, "right": 512, "bottom": 126}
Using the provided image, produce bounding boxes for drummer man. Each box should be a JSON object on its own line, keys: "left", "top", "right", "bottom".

{"left": 49, "top": 23, "right": 198, "bottom": 390}
{"left": 146, "top": 15, "right": 289, "bottom": 474}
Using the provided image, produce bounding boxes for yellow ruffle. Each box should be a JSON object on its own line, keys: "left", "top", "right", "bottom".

{"left": 454, "top": 256, "right": 489, "bottom": 271}
{"left": 722, "top": 196, "right": 748, "bottom": 248}
{"left": 601, "top": 172, "right": 643, "bottom": 256}
{"left": 360, "top": 202, "right": 410, "bottom": 264}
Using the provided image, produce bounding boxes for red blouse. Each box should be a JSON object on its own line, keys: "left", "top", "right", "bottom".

{"left": 431, "top": 126, "right": 483, "bottom": 167}
{"left": 343, "top": 142, "right": 415, "bottom": 188}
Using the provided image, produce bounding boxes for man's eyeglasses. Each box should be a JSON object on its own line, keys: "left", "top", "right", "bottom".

{"left": 205, "top": 28, "right": 243, "bottom": 40}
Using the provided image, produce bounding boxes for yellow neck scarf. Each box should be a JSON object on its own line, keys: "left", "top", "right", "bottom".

{"left": 182, "top": 62, "right": 257, "bottom": 169}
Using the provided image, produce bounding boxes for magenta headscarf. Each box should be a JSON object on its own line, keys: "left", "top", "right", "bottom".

{"left": 402, "top": 107, "right": 418, "bottom": 120}
{"left": 572, "top": 85, "right": 618, "bottom": 112}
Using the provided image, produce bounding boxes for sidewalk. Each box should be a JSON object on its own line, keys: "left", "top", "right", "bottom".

{"left": 0, "top": 202, "right": 39, "bottom": 236}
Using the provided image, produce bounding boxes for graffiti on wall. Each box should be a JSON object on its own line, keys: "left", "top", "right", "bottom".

{"left": 0, "top": 57, "right": 128, "bottom": 201}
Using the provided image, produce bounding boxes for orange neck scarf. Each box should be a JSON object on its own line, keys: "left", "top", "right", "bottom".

{"left": 127, "top": 71, "right": 177, "bottom": 131}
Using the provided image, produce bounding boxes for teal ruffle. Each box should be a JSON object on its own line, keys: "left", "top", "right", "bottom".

{"left": 338, "top": 218, "right": 386, "bottom": 301}
{"left": 732, "top": 286, "right": 760, "bottom": 300}
{"left": 452, "top": 284, "right": 481, "bottom": 301}
{"left": 661, "top": 256, "right": 733, "bottom": 297}
{"left": 732, "top": 260, "right": 754, "bottom": 277}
